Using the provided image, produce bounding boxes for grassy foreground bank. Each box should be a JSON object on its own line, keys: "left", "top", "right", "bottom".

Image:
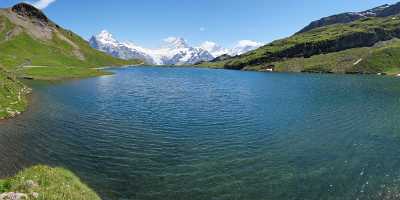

{"left": 0, "top": 165, "right": 101, "bottom": 200}
{"left": 0, "top": 69, "right": 30, "bottom": 119}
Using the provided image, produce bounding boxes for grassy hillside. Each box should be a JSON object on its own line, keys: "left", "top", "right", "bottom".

{"left": 0, "top": 3, "right": 143, "bottom": 79}
{"left": 242, "top": 39, "right": 400, "bottom": 75}
{"left": 0, "top": 28, "right": 139, "bottom": 71}
{"left": 0, "top": 3, "right": 143, "bottom": 118}
{"left": 199, "top": 16, "right": 400, "bottom": 74}
{"left": 0, "top": 165, "right": 101, "bottom": 200}
{"left": 0, "top": 15, "right": 141, "bottom": 71}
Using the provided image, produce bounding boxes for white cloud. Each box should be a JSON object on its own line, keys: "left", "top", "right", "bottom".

{"left": 200, "top": 41, "right": 228, "bottom": 57}
{"left": 229, "top": 40, "right": 263, "bottom": 56}
{"left": 200, "top": 40, "right": 263, "bottom": 57}
{"left": 236, "top": 40, "right": 263, "bottom": 48}
{"left": 31, "top": 0, "right": 56, "bottom": 9}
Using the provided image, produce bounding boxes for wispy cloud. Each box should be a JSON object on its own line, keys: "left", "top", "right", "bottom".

{"left": 199, "top": 27, "right": 206, "bottom": 32}
{"left": 31, "top": 0, "right": 56, "bottom": 9}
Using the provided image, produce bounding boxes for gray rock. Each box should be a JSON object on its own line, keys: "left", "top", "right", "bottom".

{"left": 0, "top": 192, "right": 28, "bottom": 200}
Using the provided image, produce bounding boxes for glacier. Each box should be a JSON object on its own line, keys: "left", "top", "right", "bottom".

{"left": 89, "top": 30, "right": 263, "bottom": 65}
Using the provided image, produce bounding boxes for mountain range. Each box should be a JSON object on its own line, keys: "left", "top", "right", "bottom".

{"left": 199, "top": 1, "right": 400, "bottom": 75}
{"left": 89, "top": 30, "right": 263, "bottom": 65}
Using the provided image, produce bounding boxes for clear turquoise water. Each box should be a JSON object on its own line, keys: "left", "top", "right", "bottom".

{"left": 2, "top": 67, "right": 400, "bottom": 199}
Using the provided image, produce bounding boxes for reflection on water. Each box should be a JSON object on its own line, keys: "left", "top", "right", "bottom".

{"left": 1, "top": 67, "right": 400, "bottom": 199}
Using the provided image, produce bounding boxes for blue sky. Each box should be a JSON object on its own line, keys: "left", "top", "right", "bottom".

{"left": 0, "top": 0, "right": 399, "bottom": 48}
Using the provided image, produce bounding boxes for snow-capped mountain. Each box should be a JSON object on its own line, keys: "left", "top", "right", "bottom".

{"left": 89, "top": 30, "right": 263, "bottom": 65}
{"left": 147, "top": 37, "right": 214, "bottom": 65}
{"left": 89, "top": 31, "right": 213, "bottom": 65}
{"left": 200, "top": 40, "right": 263, "bottom": 57}
{"left": 89, "top": 31, "right": 154, "bottom": 64}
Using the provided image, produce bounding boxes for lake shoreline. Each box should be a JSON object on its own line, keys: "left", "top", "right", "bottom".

{"left": 2, "top": 67, "right": 400, "bottom": 199}
{"left": 4, "top": 64, "right": 400, "bottom": 122}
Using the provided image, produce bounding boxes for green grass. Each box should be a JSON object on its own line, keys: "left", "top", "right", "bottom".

{"left": 0, "top": 10, "right": 144, "bottom": 118}
{"left": 243, "top": 47, "right": 371, "bottom": 73}
{"left": 240, "top": 39, "right": 400, "bottom": 75}
{"left": 354, "top": 39, "right": 400, "bottom": 74}
{"left": 20, "top": 66, "right": 112, "bottom": 80}
{"left": 0, "top": 32, "right": 140, "bottom": 71}
{"left": 200, "top": 16, "right": 400, "bottom": 72}
{"left": 0, "top": 69, "right": 29, "bottom": 119}
{"left": 0, "top": 14, "right": 142, "bottom": 72}
{"left": 0, "top": 165, "right": 101, "bottom": 200}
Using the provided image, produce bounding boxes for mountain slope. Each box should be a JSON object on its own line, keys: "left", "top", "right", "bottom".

{"left": 199, "top": 3, "right": 400, "bottom": 74}
{"left": 296, "top": 3, "right": 396, "bottom": 34}
{"left": 0, "top": 3, "right": 142, "bottom": 119}
{"left": 0, "top": 3, "right": 141, "bottom": 71}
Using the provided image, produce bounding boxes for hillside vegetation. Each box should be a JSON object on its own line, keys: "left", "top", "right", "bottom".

{"left": 199, "top": 12, "right": 400, "bottom": 74}
{"left": 0, "top": 4, "right": 141, "bottom": 71}
{"left": 0, "top": 3, "right": 143, "bottom": 118}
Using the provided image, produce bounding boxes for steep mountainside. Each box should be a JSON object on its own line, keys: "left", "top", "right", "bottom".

{"left": 0, "top": 3, "right": 142, "bottom": 119}
{"left": 199, "top": 2, "right": 400, "bottom": 75}
{"left": 0, "top": 3, "right": 141, "bottom": 70}
{"left": 297, "top": 3, "right": 398, "bottom": 34}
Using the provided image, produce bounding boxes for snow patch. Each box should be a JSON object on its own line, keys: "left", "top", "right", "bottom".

{"left": 90, "top": 30, "right": 263, "bottom": 65}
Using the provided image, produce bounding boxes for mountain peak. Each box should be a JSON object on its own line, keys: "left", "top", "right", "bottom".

{"left": 95, "top": 30, "right": 118, "bottom": 44}
{"left": 11, "top": 3, "right": 50, "bottom": 24}
{"left": 163, "top": 37, "right": 189, "bottom": 49}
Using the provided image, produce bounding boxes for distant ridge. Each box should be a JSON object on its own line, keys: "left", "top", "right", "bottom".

{"left": 297, "top": 2, "right": 400, "bottom": 34}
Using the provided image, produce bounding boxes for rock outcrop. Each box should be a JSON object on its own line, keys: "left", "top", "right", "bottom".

{"left": 11, "top": 3, "right": 50, "bottom": 25}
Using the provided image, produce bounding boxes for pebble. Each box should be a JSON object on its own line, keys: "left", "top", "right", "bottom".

{"left": 25, "top": 180, "right": 39, "bottom": 189}
{"left": 31, "top": 192, "right": 39, "bottom": 199}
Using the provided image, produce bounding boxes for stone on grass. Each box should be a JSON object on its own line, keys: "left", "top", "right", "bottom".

{"left": 0, "top": 192, "right": 28, "bottom": 200}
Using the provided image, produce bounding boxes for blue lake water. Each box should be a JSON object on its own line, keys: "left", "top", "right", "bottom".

{"left": 2, "top": 67, "right": 400, "bottom": 199}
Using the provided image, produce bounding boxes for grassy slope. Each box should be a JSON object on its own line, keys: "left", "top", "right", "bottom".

{"left": 0, "top": 15, "right": 141, "bottom": 71}
{"left": 242, "top": 38, "right": 400, "bottom": 75}
{"left": 0, "top": 11, "right": 142, "bottom": 118}
{"left": 0, "top": 166, "right": 100, "bottom": 200}
{"left": 20, "top": 66, "right": 112, "bottom": 80}
{"left": 199, "top": 16, "right": 400, "bottom": 73}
